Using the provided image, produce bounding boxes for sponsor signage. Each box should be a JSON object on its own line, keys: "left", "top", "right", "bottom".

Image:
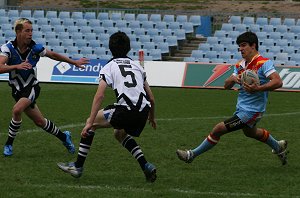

{"left": 51, "top": 59, "right": 107, "bottom": 84}
{"left": 182, "top": 63, "right": 300, "bottom": 91}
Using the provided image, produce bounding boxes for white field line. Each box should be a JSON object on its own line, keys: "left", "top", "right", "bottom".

{"left": 0, "top": 111, "right": 299, "bottom": 135}
{"left": 26, "top": 183, "right": 298, "bottom": 198}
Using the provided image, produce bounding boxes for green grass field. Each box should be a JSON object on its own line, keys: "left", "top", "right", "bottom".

{"left": 1, "top": 82, "right": 299, "bottom": 198}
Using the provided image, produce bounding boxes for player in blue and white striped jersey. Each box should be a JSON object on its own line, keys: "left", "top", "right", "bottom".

{"left": 0, "top": 18, "right": 89, "bottom": 156}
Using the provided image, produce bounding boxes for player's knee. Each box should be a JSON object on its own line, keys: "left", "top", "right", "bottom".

{"left": 114, "top": 129, "right": 126, "bottom": 142}
{"left": 211, "top": 122, "right": 227, "bottom": 136}
{"left": 12, "top": 106, "right": 23, "bottom": 117}
{"left": 34, "top": 118, "right": 46, "bottom": 127}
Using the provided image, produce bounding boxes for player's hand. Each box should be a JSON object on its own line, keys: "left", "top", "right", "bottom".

{"left": 243, "top": 78, "right": 259, "bottom": 93}
{"left": 74, "top": 58, "right": 89, "bottom": 69}
{"left": 148, "top": 116, "right": 157, "bottom": 130}
{"left": 81, "top": 123, "right": 93, "bottom": 138}
{"left": 17, "top": 60, "right": 32, "bottom": 70}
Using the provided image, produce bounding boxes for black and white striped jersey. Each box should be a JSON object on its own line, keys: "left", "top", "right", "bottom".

{"left": 100, "top": 57, "right": 151, "bottom": 112}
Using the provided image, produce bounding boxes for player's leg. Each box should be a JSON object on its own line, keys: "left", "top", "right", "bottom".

{"left": 177, "top": 115, "right": 244, "bottom": 163}
{"left": 243, "top": 127, "right": 288, "bottom": 165}
{"left": 57, "top": 109, "right": 111, "bottom": 177}
{"left": 3, "top": 98, "right": 30, "bottom": 156}
{"left": 25, "top": 104, "right": 75, "bottom": 154}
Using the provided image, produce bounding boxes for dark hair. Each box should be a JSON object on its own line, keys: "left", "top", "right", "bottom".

{"left": 236, "top": 31, "right": 259, "bottom": 51}
{"left": 109, "top": 31, "right": 131, "bottom": 58}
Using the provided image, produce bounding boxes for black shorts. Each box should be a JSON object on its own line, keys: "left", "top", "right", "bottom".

{"left": 11, "top": 84, "right": 40, "bottom": 109}
{"left": 104, "top": 105, "right": 150, "bottom": 137}
{"left": 224, "top": 115, "right": 248, "bottom": 132}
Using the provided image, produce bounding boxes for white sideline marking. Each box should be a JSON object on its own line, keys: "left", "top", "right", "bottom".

{"left": 0, "top": 111, "right": 299, "bottom": 135}
{"left": 27, "top": 183, "right": 292, "bottom": 197}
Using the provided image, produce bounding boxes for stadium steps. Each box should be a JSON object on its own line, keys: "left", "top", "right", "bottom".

{"left": 163, "top": 37, "right": 205, "bottom": 61}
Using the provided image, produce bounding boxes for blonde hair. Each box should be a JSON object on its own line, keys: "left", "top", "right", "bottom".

{"left": 14, "top": 18, "right": 32, "bottom": 33}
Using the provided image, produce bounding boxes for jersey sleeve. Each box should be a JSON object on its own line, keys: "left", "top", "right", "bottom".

{"left": 32, "top": 44, "right": 46, "bottom": 57}
{"left": 99, "top": 63, "right": 113, "bottom": 87}
{"left": 0, "top": 44, "right": 10, "bottom": 58}
{"left": 262, "top": 59, "right": 276, "bottom": 78}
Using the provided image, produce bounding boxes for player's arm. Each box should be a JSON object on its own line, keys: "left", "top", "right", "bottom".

{"left": 144, "top": 80, "right": 157, "bottom": 129}
{"left": 81, "top": 79, "right": 107, "bottom": 137}
{"left": 244, "top": 72, "right": 282, "bottom": 93}
{"left": 45, "top": 49, "right": 89, "bottom": 69}
{"left": 0, "top": 55, "right": 32, "bottom": 74}
{"left": 224, "top": 74, "right": 240, "bottom": 89}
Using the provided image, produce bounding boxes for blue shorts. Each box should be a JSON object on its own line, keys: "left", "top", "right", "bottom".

{"left": 235, "top": 109, "right": 263, "bottom": 128}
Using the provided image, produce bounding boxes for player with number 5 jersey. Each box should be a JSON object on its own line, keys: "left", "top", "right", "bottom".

{"left": 57, "top": 31, "right": 157, "bottom": 182}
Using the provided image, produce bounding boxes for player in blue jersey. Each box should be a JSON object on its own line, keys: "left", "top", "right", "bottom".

{"left": 0, "top": 18, "right": 89, "bottom": 156}
{"left": 177, "top": 31, "right": 288, "bottom": 165}
{"left": 57, "top": 31, "right": 157, "bottom": 182}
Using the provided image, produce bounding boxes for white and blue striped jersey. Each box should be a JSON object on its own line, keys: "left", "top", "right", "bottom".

{"left": 233, "top": 54, "right": 276, "bottom": 113}
{"left": 99, "top": 57, "right": 151, "bottom": 112}
{"left": 0, "top": 40, "right": 46, "bottom": 91}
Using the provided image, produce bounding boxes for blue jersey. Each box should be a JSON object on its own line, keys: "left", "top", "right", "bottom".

{"left": 233, "top": 54, "right": 276, "bottom": 113}
{"left": 0, "top": 39, "right": 46, "bottom": 91}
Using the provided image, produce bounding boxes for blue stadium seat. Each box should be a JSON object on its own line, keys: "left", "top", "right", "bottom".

{"left": 226, "top": 44, "right": 238, "bottom": 53}
{"left": 248, "top": 24, "right": 260, "bottom": 32}
{"left": 183, "top": 57, "right": 196, "bottom": 62}
{"left": 283, "top": 18, "right": 296, "bottom": 26}
{"left": 157, "top": 42, "right": 169, "bottom": 54}
{"left": 128, "top": 21, "right": 141, "bottom": 29}
{"left": 61, "top": 39, "right": 74, "bottom": 47}
{"left": 110, "top": 13, "right": 122, "bottom": 21}
{"left": 76, "top": 19, "right": 88, "bottom": 27}
{"left": 146, "top": 28, "right": 159, "bottom": 37}
{"left": 84, "top": 32, "right": 97, "bottom": 41}
{"left": 176, "top": 15, "right": 188, "bottom": 26}
{"left": 149, "top": 14, "right": 161, "bottom": 24}
{"left": 49, "top": 18, "right": 62, "bottom": 26}
{"left": 106, "top": 27, "right": 118, "bottom": 35}
{"left": 234, "top": 24, "right": 247, "bottom": 33}
{"left": 275, "top": 25, "right": 288, "bottom": 33}
{"left": 120, "top": 27, "right": 133, "bottom": 35}
{"left": 289, "top": 25, "right": 300, "bottom": 34}
{"left": 66, "top": 46, "right": 79, "bottom": 55}
{"left": 70, "top": 32, "right": 83, "bottom": 40}
{"left": 269, "top": 17, "right": 281, "bottom": 26}
{"left": 152, "top": 35, "right": 164, "bottom": 44}
{"left": 155, "top": 21, "right": 168, "bottom": 31}
{"left": 275, "top": 39, "right": 289, "bottom": 47}
{"left": 32, "top": 31, "right": 43, "bottom": 39}
{"left": 210, "top": 58, "right": 224, "bottom": 63}
{"left": 47, "top": 38, "right": 60, "bottom": 46}
{"left": 20, "top": 10, "right": 31, "bottom": 18}
{"left": 72, "top": 11, "right": 83, "bottom": 20}
{"left": 206, "top": 37, "right": 219, "bottom": 45}
{"left": 275, "top": 52, "right": 289, "bottom": 61}
{"left": 160, "top": 29, "right": 173, "bottom": 37}
{"left": 198, "top": 43, "right": 211, "bottom": 51}
{"left": 256, "top": 17, "right": 268, "bottom": 26}
{"left": 229, "top": 16, "right": 241, "bottom": 25}
{"left": 128, "top": 34, "right": 137, "bottom": 42}
{"left": 71, "top": 53, "right": 84, "bottom": 59}
{"left": 58, "top": 11, "right": 71, "bottom": 20}
{"left": 44, "top": 32, "right": 56, "bottom": 39}
{"left": 40, "top": 25, "right": 53, "bottom": 32}
{"left": 219, "top": 51, "right": 232, "bottom": 60}
{"left": 7, "top": 10, "right": 19, "bottom": 18}
{"left": 74, "top": 39, "right": 88, "bottom": 47}
{"left": 0, "top": 17, "right": 10, "bottom": 24}
{"left": 34, "top": 37, "right": 46, "bottom": 45}
{"left": 66, "top": 26, "right": 79, "bottom": 33}
{"left": 281, "top": 46, "right": 296, "bottom": 54}
{"left": 142, "top": 42, "right": 156, "bottom": 51}
{"left": 88, "top": 39, "right": 101, "bottom": 48}
{"left": 134, "top": 28, "right": 146, "bottom": 36}
{"left": 101, "top": 19, "right": 114, "bottom": 28}
{"left": 115, "top": 20, "right": 127, "bottom": 28}
{"left": 53, "top": 25, "right": 65, "bottom": 33}
{"left": 214, "top": 30, "right": 227, "bottom": 38}
{"left": 219, "top": 37, "right": 233, "bottom": 45}
{"left": 62, "top": 18, "right": 75, "bottom": 26}
{"left": 80, "top": 26, "right": 93, "bottom": 34}
{"left": 181, "top": 22, "right": 194, "bottom": 34}
{"left": 97, "top": 12, "right": 109, "bottom": 21}
{"left": 148, "top": 48, "right": 162, "bottom": 60}
{"left": 282, "top": 32, "right": 295, "bottom": 40}
{"left": 191, "top": 50, "right": 205, "bottom": 59}
{"left": 163, "top": 14, "right": 175, "bottom": 24}
{"left": 94, "top": 47, "right": 107, "bottom": 56}
{"left": 84, "top": 12, "right": 96, "bottom": 20}
{"left": 189, "top": 15, "right": 201, "bottom": 26}
{"left": 242, "top": 16, "right": 255, "bottom": 26}
{"left": 57, "top": 32, "right": 70, "bottom": 40}
{"left": 197, "top": 57, "right": 210, "bottom": 63}
{"left": 269, "top": 46, "right": 281, "bottom": 54}
{"left": 89, "top": 19, "right": 101, "bottom": 27}
{"left": 80, "top": 46, "right": 93, "bottom": 55}
{"left": 261, "top": 25, "right": 274, "bottom": 32}
{"left": 124, "top": 13, "right": 135, "bottom": 22}
{"left": 0, "top": 9, "right": 6, "bottom": 17}
{"left": 174, "top": 29, "right": 186, "bottom": 40}
{"left": 46, "top": 11, "right": 57, "bottom": 19}
{"left": 211, "top": 44, "right": 225, "bottom": 52}
{"left": 168, "top": 22, "right": 180, "bottom": 30}
{"left": 93, "top": 26, "right": 105, "bottom": 35}
{"left": 268, "top": 32, "right": 281, "bottom": 40}
{"left": 36, "top": 18, "right": 49, "bottom": 26}
{"left": 138, "top": 35, "right": 151, "bottom": 43}
{"left": 221, "top": 23, "right": 234, "bottom": 31}
{"left": 51, "top": 45, "right": 65, "bottom": 53}
{"left": 141, "top": 21, "right": 155, "bottom": 29}
{"left": 136, "top": 14, "right": 148, "bottom": 22}
{"left": 256, "top": 32, "right": 268, "bottom": 41}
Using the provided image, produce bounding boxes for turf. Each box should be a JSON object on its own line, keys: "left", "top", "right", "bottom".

{"left": 0, "top": 82, "right": 299, "bottom": 198}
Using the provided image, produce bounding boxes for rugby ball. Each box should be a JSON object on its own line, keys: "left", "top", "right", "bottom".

{"left": 241, "top": 69, "right": 260, "bottom": 85}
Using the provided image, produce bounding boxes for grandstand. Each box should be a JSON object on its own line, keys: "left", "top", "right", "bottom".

{"left": 0, "top": 8, "right": 202, "bottom": 61}
{"left": 1, "top": 5, "right": 300, "bottom": 65}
